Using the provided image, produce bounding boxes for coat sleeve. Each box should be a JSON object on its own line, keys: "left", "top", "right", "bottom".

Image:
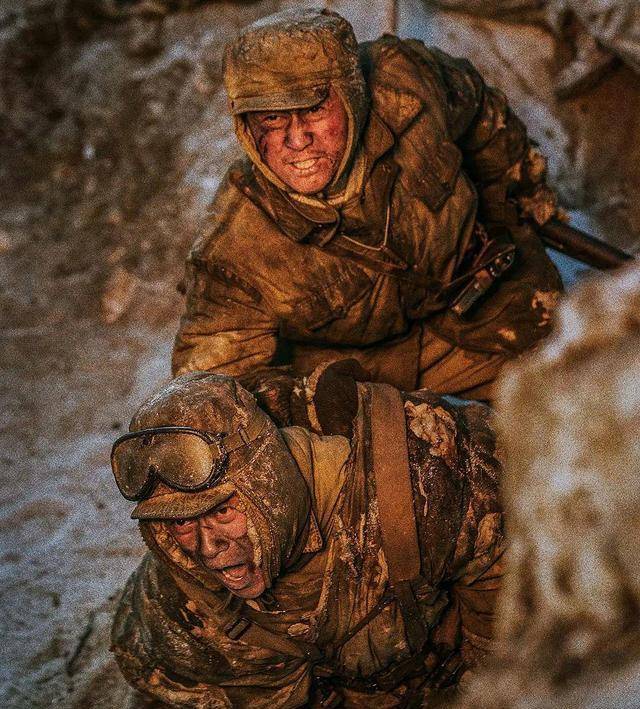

{"left": 426, "top": 44, "right": 558, "bottom": 227}
{"left": 444, "top": 402, "right": 506, "bottom": 669}
{"left": 172, "top": 251, "right": 279, "bottom": 378}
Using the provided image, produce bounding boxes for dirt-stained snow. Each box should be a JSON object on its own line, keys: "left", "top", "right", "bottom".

{"left": 458, "top": 260, "right": 640, "bottom": 709}
{"left": 1, "top": 0, "right": 639, "bottom": 706}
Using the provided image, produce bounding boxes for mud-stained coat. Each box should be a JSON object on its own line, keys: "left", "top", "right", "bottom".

{"left": 172, "top": 11, "right": 562, "bottom": 394}
{"left": 111, "top": 385, "right": 505, "bottom": 707}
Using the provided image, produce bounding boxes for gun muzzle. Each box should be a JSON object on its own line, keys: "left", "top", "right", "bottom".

{"left": 540, "top": 220, "right": 634, "bottom": 271}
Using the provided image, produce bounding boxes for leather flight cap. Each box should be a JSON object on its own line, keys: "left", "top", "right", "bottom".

{"left": 110, "top": 412, "right": 268, "bottom": 520}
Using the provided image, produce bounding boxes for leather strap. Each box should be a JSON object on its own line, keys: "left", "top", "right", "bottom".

{"left": 222, "top": 410, "right": 267, "bottom": 453}
{"left": 370, "top": 384, "right": 421, "bottom": 582}
{"left": 223, "top": 614, "right": 322, "bottom": 663}
{"left": 369, "top": 384, "right": 427, "bottom": 653}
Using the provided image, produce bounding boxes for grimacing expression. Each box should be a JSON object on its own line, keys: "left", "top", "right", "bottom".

{"left": 166, "top": 494, "right": 266, "bottom": 599}
{"left": 246, "top": 86, "right": 349, "bottom": 194}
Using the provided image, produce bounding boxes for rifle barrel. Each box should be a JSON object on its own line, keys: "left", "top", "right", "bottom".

{"left": 540, "top": 220, "right": 634, "bottom": 270}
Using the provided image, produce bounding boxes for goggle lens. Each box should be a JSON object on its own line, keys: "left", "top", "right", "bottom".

{"left": 111, "top": 430, "right": 223, "bottom": 500}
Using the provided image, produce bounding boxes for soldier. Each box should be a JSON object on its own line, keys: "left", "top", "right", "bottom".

{"left": 110, "top": 364, "right": 505, "bottom": 707}
{"left": 172, "top": 8, "right": 562, "bottom": 411}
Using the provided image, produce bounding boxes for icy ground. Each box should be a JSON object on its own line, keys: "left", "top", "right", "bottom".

{"left": 0, "top": 1, "right": 638, "bottom": 706}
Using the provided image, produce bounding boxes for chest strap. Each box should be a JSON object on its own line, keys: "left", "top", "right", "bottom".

{"left": 369, "top": 383, "right": 429, "bottom": 654}
{"left": 222, "top": 613, "right": 322, "bottom": 663}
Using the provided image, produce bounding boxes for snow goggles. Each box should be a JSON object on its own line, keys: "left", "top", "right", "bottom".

{"left": 110, "top": 415, "right": 266, "bottom": 501}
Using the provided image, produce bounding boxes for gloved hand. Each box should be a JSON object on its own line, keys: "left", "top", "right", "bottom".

{"left": 292, "top": 358, "right": 371, "bottom": 438}
{"left": 238, "top": 367, "right": 298, "bottom": 427}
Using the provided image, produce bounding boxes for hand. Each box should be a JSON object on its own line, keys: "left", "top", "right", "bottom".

{"left": 238, "top": 368, "right": 297, "bottom": 427}
{"left": 304, "top": 358, "right": 371, "bottom": 438}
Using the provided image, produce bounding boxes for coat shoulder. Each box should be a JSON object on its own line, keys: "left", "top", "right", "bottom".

{"left": 361, "top": 35, "right": 449, "bottom": 93}
{"left": 401, "top": 392, "right": 502, "bottom": 576}
{"left": 360, "top": 36, "right": 482, "bottom": 138}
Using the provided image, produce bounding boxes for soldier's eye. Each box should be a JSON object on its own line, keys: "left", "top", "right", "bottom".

{"left": 215, "top": 505, "right": 236, "bottom": 522}
{"left": 303, "top": 99, "right": 329, "bottom": 121}
{"left": 261, "top": 114, "right": 287, "bottom": 128}
{"left": 172, "top": 519, "right": 191, "bottom": 528}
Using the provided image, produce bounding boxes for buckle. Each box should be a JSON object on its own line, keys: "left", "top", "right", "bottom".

{"left": 449, "top": 246, "right": 516, "bottom": 317}
{"left": 204, "top": 431, "right": 228, "bottom": 459}
{"left": 487, "top": 250, "right": 516, "bottom": 278}
{"left": 224, "top": 617, "right": 251, "bottom": 640}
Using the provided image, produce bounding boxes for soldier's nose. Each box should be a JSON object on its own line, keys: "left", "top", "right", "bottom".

{"left": 199, "top": 528, "right": 229, "bottom": 557}
{"left": 284, "top": 116, "right": 313, "bottom": 151}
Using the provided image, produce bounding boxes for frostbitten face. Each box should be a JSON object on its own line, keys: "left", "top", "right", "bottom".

{"left": 166, "top": 494, "right": 266, "bottom": 598}
{"left": 246, "top": 86, "right": 348, "bottom": 194}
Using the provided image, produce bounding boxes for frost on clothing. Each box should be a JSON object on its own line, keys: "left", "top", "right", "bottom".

{"left": 111, "top": 382, "right": 505, "bottom": 707}
{"left": 172, "top": 10, "right": 562, "bottom": 399}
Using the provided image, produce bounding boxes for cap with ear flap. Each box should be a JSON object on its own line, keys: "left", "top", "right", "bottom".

{"left": 111, "top": 371, "right": 313, "bottom": 587}
{"left": 223, "top": 8, "right": 362, "bottom": 115}
{"left": 223, "top": 8, "right": 369, "bottom": 192}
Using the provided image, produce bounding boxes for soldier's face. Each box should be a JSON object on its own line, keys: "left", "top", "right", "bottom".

{"left": 166, "top": 494, "right": 266, "bottom": 598}
{"left": 246, "top": 86, "right": 349, "bottom": 194}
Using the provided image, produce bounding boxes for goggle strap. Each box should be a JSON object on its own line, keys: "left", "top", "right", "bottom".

{"left": 220, "top": 412, "right": 266, "bottom": 453}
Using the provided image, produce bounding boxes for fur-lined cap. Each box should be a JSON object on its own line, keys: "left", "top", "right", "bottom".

{"left": 223, "top": 8, "right": 368, "bottom": 193}
{"left": 223, "top": 8, "right": 362, "bottom": 114}
{"left": 117, "top": 372, "right": 312, "bottom": 588}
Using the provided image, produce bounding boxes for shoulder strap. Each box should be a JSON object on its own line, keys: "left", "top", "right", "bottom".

{"left": 222, "top": 613, "right": 322, "bottom": 663}
{"left": 369, "top": 384, "right": 421, "bottom": 581}
{"left": 369, "top": 383, "right": 429, "bottom": 653}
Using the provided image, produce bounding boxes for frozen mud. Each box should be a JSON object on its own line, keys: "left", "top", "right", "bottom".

{"left": 1, "top": 0, "right": 638, "bottom": 706}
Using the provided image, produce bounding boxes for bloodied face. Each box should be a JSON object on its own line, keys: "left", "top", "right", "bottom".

{"left": 166, "top": 494, "right": 266, "bottom": 598}
{"left": 246, "top": 86, "right": 349, "bottom": 194}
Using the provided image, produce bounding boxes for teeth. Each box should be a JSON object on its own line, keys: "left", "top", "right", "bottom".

{"left": 221, "top": 564, "right": 247, "bottom": 581}
{"left": 292, "top": 158, "right": 318, "bottom": 170}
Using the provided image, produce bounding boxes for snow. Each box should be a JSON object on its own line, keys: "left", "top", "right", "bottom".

{"left": 1, "top": 0, "right": 638, "bottom": 706}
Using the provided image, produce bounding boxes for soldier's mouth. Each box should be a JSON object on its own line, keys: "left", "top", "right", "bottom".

{"left": 218, "top": 563, "right": 251, "bottom": 585}
{"left": 289, "top": 157, "right": 322, "bottom": 171}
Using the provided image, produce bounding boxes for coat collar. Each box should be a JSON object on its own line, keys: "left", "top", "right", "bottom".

{"left": 230, "top": 84, "right": 424, "bottom": 243}
{"left": 370, "top": 81, "right": 423, "bottom": 138}
{"left": 230, "top": 84, "right": 423, "bottom": 244}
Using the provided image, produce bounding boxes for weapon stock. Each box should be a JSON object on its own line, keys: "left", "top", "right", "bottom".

{"left": 540, "top": 219, "right": 634, "bottom": 270}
